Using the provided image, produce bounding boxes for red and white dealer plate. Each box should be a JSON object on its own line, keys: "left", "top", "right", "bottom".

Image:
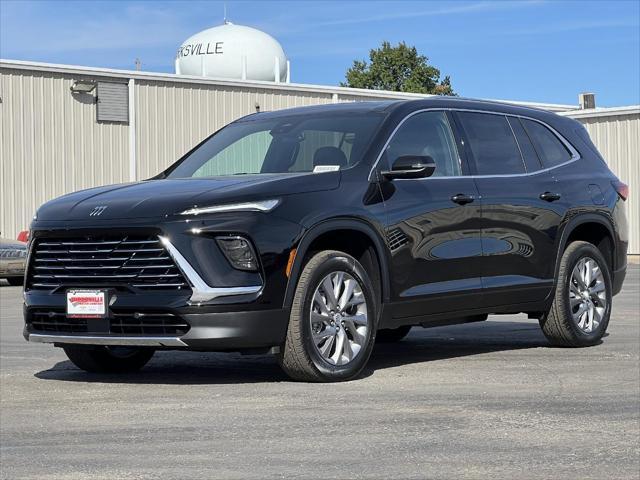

{"left": 66, "top": 289, "right": 107, "bottom": 318}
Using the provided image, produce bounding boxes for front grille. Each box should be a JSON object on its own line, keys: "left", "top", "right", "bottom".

{"left": 29, "top": 310, "right": 190, "bottom": 336}
{"left": 27, "top": 234, "right": 189, "bottom": 291}
{"left": 110, "top": 312, "right": 190, "bottom": 335}
{"left": 30, "top": 311, "right": 88, "bottom": 333}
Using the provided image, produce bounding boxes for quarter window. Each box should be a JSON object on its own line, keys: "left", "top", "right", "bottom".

{"left": 521, "top": 118, "right": 572, "bottom": 168}
{"left": 384, "top": 111, "right": 461, "bottom": 177}
{"left": 456, "top": 112, "right": 525, "bottom": 175}
{"left": 508, "top": 117, "right": 543, "bottom": 172}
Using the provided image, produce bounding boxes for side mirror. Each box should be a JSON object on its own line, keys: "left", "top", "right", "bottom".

{"left": 381, "top": 155, "right": 436, "bottom": 180}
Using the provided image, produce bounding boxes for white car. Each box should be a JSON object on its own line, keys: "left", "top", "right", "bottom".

{"left": 0, "top": 237, "right": 27, "bottom": 286}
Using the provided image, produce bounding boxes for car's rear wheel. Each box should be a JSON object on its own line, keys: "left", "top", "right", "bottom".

{"left": 6, "top": 277, "right": 23, "bottom": 286}
{"left": 376, "top": 325, "right": 412, "bottom": 343}
{"left": 63, "top": 345, "right": 155, "bottom": 373}
{"left": 278, "top": 250, "right": 378, "bottom": 382}
{"left": 539, "top": 241, "right": 612, "bottom": 347}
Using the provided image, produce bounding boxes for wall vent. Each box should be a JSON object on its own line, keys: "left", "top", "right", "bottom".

{"left": 97, "top": 82, "right": 129, "bottom": 123}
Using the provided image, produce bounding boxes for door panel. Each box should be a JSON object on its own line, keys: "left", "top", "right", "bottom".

{"left": 385, "top": 178, "right": 483, "bottom": 317}
{"left": 379, "top": 111, "right": 484, "bottom": 319}
{"left": 473, "top": 172, "right": 562, "bottom": 305}
{"left": 453, "top": 111, "right": 563, "bottom": 306}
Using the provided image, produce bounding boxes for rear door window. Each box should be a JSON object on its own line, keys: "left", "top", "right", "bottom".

{"left": 520, "top": 118, "right": 572, "bottom": 168}
{"left": 455, "top": 112, "right": 525, "bottom": 175}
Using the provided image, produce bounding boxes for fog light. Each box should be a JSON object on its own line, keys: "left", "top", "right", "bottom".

{"left": 216, "top": 236, "right": 258, "bottom": 271}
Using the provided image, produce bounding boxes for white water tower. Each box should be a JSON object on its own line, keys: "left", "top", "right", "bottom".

{"left": 175, "top": 22, "right": 290, "bottom": 82}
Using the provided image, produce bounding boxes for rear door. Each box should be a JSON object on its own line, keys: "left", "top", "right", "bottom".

{"left": 379, "top": 110, "right": 484, "bottom": 321}
{"left": 452, "top": 111, "right": 565, "bottom": 306}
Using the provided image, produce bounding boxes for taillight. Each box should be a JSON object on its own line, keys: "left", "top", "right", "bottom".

{"left": 612, "top": 180, "right": 629, "bottom": 201}
{"left": 17, "top": 230, "right": 30, "bottom": 243}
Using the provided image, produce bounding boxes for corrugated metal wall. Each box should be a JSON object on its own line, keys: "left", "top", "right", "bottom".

{"left": 570, "top": 112, "right": 640, "bottom": 254}
{"left": 1, "top": 63, "right": 638, "bottom": 254}
{"left": 0, "top": 68, "right": 129, "bottom": 239}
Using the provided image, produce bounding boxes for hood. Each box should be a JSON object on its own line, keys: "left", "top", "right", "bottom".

{"left": 35, "top": 172, "right": 340, "bottom": 222}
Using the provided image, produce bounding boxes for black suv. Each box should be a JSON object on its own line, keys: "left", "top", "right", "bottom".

{"left": 24, "top": 98, "right": 628, "bottom": 381}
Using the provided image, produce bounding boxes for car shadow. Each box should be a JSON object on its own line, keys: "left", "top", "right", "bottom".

{"left": 34, "top": 320, "right": 551, "bottom": 385}
{"left": 366, "top": 320, "right": 550, "bottom": 373}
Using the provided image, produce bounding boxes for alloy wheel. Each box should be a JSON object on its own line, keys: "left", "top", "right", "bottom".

{"left": 569, "top": 256, "right": 608, "bottom": 333}
{"left": 310, "top": 271, "right": 369, "bottom": 366}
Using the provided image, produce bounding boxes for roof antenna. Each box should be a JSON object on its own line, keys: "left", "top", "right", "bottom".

{"left": 223, "top": 2, "right": 229, "bottom": 24}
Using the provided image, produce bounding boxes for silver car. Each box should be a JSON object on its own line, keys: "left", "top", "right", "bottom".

{"left": 1, "top": 237, "right": 27, "bottom": 286}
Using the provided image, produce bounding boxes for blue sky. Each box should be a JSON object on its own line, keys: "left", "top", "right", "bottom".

{"left": 1, "top": 0, "right": 639, "bottom": 106}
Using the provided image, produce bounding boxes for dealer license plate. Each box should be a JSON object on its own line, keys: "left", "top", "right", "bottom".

{"left": 66, "top": 289, "right": 108, "bottom": 318}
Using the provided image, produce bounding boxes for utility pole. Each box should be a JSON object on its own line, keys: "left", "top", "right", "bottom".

{"left": 134, "top": 58, "right": 142, "bottom": 71}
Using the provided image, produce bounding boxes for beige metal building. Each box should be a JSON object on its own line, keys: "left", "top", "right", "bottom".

{"left": 1, "top": 60, "right": 638, "bottom": 253}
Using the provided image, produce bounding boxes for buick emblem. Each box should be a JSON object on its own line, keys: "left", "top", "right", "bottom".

{"left": 89, "top": 205, "right": 108, "bottom": 217}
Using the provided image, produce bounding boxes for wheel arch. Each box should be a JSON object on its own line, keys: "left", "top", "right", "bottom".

{"left": 554, "top": 212, "right": 617, "bottom": 280}
{"left": 283, "top": 218, "right": 391, "bottom": 308}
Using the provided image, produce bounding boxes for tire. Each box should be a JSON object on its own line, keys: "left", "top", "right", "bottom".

{"left": 6, "top": 277, "right": 23, "bottom": 286}
{"left": 376, "top": 325, "right": 412, "bottom": 343}
{"left": 278, "top": 250, "right": 379, "bottom": 382}
{"left": 63, "top": 345, "right": 155, "bottom": 373}
{"left": 539, "top": 241, "right": 612, "bottom": 347}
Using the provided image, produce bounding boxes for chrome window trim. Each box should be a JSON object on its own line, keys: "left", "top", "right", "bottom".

{"left": 368, "top": 107, "right": 581, "bottom": 181}
{"left": 159, "top": 236, "right": 262, "bottom": 304}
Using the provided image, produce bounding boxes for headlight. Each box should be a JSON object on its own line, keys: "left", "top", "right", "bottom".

{"left": 216, "top": 236, "right": 259, "bottom": 271}
{"left": 179, "top": 199, "right": 280, "bottom": 216}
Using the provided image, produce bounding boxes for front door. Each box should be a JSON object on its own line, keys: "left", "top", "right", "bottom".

{"left": 378, "top": 110, "right": 484, "bottom": 321}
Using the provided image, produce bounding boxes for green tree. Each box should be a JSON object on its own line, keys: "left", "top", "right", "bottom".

{"left": 341, "top": 41, "right": 455, "bottom": 95}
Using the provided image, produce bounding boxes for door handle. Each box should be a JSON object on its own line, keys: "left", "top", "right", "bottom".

{"left": 451, "top": 193, "right": 475, "bottom": 205}
{"left": 539, "top": 192, "right": 562, "bottom": 202}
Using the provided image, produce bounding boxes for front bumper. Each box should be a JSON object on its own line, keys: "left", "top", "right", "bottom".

{"left": 27, "top": 334, "right": 187, "bottom": 347}
{"left": 24, "top": 308, "right": 291, "bottom": 350}
{"left": 24, "top": 214, "right": 302, "bottom": 350}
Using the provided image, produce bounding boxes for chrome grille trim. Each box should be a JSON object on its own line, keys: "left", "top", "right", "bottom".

{"left": 159, "top": 236, "right": 262, "bottom": 303}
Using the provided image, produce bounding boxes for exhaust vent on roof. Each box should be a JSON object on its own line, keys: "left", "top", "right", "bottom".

{"left": 579, "top": 92, "right": 596, "bottom": 110}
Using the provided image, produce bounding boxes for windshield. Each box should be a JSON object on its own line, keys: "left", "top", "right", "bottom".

{"left": 166, "top": 112, "right": 385, "bottom": 178}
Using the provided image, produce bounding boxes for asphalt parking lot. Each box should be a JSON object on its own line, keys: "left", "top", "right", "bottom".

{"left": 1, "top": 265, "right": 638, "bottom": 480}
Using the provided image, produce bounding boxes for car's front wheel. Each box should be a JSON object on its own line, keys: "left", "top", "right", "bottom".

{"left": 539, "top": 241, "right": 612, "bottom": 347}
{"left": 63, "top": 345, "right": 155, "bottom": 373}
{"left": 278, "top": 250, "right": 378, "bottom": 382}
